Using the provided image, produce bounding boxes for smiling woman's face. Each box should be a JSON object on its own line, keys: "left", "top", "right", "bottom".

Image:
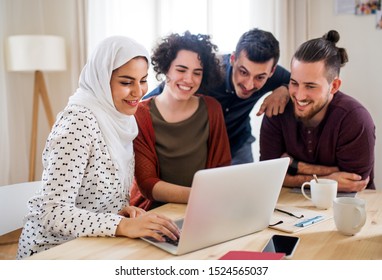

{"left": 110, "top": 57, "right": 148, "bottom": 115}
{"left": 164, "top": 49, "right": 203, "bottom": 101}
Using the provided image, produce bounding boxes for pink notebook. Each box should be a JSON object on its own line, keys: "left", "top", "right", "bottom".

{"left": 219, "top": 251, "right": 285, "bottom": 260}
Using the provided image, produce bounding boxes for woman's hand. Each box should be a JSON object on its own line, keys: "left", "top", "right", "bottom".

{"left": 118, "top": 205, "right": 146, "bottom": 218}
{"left": 116, "top": 212, "right": 180, "bottom": 242}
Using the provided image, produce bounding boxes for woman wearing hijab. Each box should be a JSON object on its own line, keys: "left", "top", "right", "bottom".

{"left": 17, "top": 36, "right": 179, "bottom": 259}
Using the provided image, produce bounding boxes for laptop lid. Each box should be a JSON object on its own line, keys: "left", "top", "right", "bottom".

{"left": 142, "top": 157, "right": 289, "bottom": 255}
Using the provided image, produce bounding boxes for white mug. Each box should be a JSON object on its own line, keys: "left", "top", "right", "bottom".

{"left": 301, "top": 178, "right": 338, "bottom": 209}
{"left": 333, "top": 197, "right": 366, "bottom": 236}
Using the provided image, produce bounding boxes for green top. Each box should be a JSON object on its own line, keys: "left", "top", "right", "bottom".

{"left": 150, "top": 97, "right": 209, "bottom": 187}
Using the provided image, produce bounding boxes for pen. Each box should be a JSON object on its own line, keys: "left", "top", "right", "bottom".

{"left": 275, "top": 208, "right": 304, "bottom": 219}
{"left": 294, "top": 215, "right": 324, "bottom": 227}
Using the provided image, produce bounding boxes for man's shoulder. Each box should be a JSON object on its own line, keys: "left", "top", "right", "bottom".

{"left": 143, "top": 82, "right": 164, "bottom": 100}
{"left": 329, "top": 92, "right": 374, "bottom": 126}
{"left": 261, "top": 101, "right": 294, "bottom": 131}
{"left": 331, "top": 92, "right": 370, "bottom": 113}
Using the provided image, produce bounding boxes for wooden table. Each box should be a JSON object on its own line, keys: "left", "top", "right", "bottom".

{"left": 28, "top": 188, "right": 382, "bottom": 260}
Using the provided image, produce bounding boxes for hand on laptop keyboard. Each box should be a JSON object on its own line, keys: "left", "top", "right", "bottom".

{"left": 116, "top": 212, "right": 180, "bottom": 242}
{"left": 144, "top": 233, "right": 180, "bottom": 246}
{"left": 162, "top": 235, "right": 179, "bottom": 246}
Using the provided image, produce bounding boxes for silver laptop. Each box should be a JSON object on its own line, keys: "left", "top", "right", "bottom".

{"left": 141, "top": 157, "right": 289, "bottom": 255}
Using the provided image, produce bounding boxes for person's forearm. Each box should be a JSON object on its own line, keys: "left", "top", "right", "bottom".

{"left": 283, "top": 161, "right": 339, "bottom": 187}
{"left": 152, "top": 181, "right": 191, "bottom": 204}
{"left": 296, "top": 161, "right": 339, "bottom": 176}
{"left": 283, "top": 174, "right": 314, "bottom": 187}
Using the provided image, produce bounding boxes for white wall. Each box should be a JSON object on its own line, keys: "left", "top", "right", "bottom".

{"left": 309, "top": 0, "right": 381, "bottom": 190}
{"left": 251, "top": 0, "right": 381, "bottom": 190}
{"left": 2, "top": 0, "right": 83, "bottom": 184}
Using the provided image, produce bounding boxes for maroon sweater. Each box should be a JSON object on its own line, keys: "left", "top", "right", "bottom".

{"left": 130, "top": 95, "right": 231, "bottom": 210}
{"left": 260, "top": 91, "right": 375, "bottom": 189}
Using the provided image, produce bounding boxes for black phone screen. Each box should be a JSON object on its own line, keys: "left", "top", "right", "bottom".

{"left": 262, "top": 234, "right": 299, "bottom": 257}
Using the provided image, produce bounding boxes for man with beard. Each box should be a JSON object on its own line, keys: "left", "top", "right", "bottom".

{"left": 260, "top": 30, "right": 375, "bottom": 192}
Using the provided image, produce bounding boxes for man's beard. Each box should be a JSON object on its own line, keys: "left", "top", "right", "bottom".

{"left": 293, "top": 97, "right": 330, "bottom": 124}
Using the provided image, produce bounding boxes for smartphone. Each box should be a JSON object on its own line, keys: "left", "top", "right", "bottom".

{"left": 262, "top": 234, "right": 300, "bottom": 259}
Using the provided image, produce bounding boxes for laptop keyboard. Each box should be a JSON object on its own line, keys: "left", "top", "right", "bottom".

{"left": 162, "top": 219, "right": 183, "bottom": 246}
{"left": 163, "top": 235, "right": 179, "bottom": 246}
{"left": 143, "top": 219, "right": 183, "bottom": 247}
{"left": 144, "top": 234, "right": 180, "bottom": 246}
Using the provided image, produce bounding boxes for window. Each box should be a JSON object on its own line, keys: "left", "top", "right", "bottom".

{"left": 87, "top": 0, "right": 271, "bottom": 90}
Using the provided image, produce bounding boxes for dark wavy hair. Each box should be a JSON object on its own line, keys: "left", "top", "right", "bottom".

{"left": 235, "top": 28, "right": 280, "bottom": 67}
{"left": 293, "top": 30, "right": 349, "bottom": 82}
{"left": 151, "top": 31, "right": 223, "bottom": 91}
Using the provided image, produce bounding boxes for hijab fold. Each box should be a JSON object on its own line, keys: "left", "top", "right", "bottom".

{"left": 68, "top": 36, "right": 149, "bottom": 196}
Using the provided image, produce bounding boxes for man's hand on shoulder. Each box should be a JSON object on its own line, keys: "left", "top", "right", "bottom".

{"left": 256, "top": 85, "right": 289, "bottom": 117}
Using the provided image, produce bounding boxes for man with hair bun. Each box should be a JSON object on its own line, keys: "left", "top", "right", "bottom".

{"left": 260, "top": 30, "right": 376, "bottom": 192}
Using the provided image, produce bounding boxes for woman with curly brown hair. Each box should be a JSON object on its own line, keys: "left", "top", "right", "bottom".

{"left": 130, "top": 31, "right": 231, "bottom": 210}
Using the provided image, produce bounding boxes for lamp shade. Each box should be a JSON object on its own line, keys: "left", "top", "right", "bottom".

{"left": 6, "top": 35, "right": 66, "bottom": 72}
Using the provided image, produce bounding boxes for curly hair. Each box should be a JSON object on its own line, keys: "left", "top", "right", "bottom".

{"left": 151, "top": 31, "right": 223, "bottom": 91}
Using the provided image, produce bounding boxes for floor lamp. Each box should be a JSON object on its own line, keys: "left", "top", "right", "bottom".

{"left": 6, "top": 35, "right": 66, "bottom": 182}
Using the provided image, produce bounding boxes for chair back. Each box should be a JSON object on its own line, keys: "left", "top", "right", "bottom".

{"left": 0, "top": 181, "right": 42, "bottom": 235}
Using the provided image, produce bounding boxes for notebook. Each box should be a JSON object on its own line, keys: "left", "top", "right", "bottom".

{"left": 219, "top": 250, "right": 285, "bottom": 260}
{"left": 141, "top": 157, "right": 289, "bottom": 255}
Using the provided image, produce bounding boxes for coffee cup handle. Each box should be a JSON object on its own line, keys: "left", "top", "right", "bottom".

{"left": 301, "top": 182, "right": 312, "bottom": 200}
{"left": 353, "top": 206, "right": 367, "bottom": 230}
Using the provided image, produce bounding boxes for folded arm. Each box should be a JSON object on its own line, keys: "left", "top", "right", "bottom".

{"left": 283, "top": 154, "right": 369, "bottom": 192}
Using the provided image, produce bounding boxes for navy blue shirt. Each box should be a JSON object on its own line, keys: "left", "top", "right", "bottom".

{"left": 144, "top": 54, "right": 290, "bottom": 157}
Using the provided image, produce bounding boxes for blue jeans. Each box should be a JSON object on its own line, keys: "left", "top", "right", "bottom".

{"left": 231, "top": 135, "right": 256, "bottom": 165}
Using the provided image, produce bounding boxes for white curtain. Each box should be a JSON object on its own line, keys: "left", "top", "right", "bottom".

{"left": 87, "top": 0, "right": 309, "bottom": 85}
{"left": 88, "top": 0, "right": 276, "bottom": 55}
{"left": 276, "top": 0, "right": 310, "bottom": 67}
